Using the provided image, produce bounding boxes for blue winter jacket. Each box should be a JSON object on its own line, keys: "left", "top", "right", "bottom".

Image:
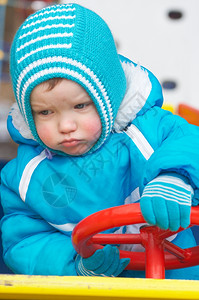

{"left": 1, "top": 56, "right": 199, "bottom": 278}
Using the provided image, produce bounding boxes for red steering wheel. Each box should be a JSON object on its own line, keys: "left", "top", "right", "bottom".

{"left": 72, "top": 203, "right": 199, "bottom": 279}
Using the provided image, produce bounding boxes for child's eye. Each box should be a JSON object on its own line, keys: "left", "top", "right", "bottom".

{"left": 74, "top": 102, "right": 91, "bottom": 109}
{"left": 40, "top": 110, "right": 51, "bottom": 115}
{"left": 74, "top": 103, "right": 86, "bottom": 109}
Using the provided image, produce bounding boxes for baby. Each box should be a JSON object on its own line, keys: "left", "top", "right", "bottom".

{"left": 1, "top": 3, "right": 199, "bottom": 279}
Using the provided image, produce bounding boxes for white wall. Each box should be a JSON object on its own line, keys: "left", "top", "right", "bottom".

{"left": 60, "top": 0, "right": 199, "bottom": 109}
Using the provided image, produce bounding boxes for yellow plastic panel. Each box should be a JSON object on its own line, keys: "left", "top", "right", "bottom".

{"left": 162, "top": 103, "right": 175, "bottom": 114}
{"left": 0, "top": 275, "right": 199, "bottom": 300}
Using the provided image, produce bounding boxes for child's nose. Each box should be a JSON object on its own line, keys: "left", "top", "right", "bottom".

{"left": 58, "top": 116, "right": 77, "bottom": 133}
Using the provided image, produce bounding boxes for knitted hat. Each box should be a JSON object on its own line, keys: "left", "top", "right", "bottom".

{"left": 10, "top": 3, "right": 126, "bottom": 154}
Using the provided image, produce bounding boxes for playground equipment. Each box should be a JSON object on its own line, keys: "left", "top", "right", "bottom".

{"left": 178, "top": 104, "right": 199, "bottom": 126}
{"left": 0, "top": 206, "right": 199, "bottom": 299}
{"left": 72, "top": 203, "right": 199, "bottom": 279}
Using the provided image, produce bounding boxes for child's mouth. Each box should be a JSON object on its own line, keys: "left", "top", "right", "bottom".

{"left": 61, "top": 139, "right": 81, "bottom": 147}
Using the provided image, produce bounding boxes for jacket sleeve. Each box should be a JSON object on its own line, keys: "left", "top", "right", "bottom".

{"left": 0, "top": 179, "right": 77, "bottom": 275}
{"left": 132, "top": 106, "right": 199, "bottom": 205}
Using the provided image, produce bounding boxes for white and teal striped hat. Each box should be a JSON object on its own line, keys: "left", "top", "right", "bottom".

{"left": 10, "top": 3, "right": 126, "bottom": 154}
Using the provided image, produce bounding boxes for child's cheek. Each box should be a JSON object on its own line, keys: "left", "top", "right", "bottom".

{"left": 84, "top": 118, "right": 102, "bottom": 139}
{"left": 36, "top": 124, "right": 53, "bottom": 147}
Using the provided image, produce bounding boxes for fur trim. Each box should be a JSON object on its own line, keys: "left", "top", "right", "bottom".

{"left": 10, "top": 103, "right": 35, "bottom": 140}
{"left": 113, "top": 61, "right": 152, "bottom": 132}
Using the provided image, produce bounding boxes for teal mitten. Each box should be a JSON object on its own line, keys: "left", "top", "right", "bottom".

{"left": 140, "top": 173, "right": 194, "bottom": 231}
{"left": 75, "top": 245, "right": 130, "bottom": 277}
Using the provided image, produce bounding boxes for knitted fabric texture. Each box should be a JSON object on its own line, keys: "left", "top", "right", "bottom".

{"left": 10, "top": 3, "right": 127, "bottom": 154}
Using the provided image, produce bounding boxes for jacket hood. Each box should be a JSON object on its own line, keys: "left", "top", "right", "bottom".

{"left": 7, "top": 56, "right": 163, "bottom": 151}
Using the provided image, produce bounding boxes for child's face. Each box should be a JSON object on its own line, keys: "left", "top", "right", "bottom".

{"left": 31, "top": 79, "right": 102, "bottom": 156}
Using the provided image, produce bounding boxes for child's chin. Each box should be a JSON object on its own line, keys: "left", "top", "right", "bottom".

{"left": 62, "top": 146, "right": 90, "bottom": 156}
